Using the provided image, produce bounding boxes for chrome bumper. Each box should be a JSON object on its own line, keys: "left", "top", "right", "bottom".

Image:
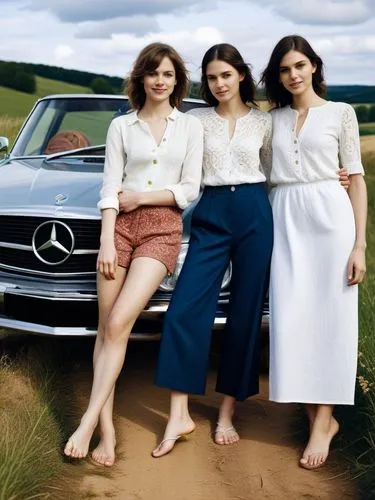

{"left": 0, "top": 281, "right": 228, "bottom": 339}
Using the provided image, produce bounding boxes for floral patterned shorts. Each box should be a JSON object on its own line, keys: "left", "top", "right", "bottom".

{"left": 114, "top": 206, "right": 182, "bottom": 275}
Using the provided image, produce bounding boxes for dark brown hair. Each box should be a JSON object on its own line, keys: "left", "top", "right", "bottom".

{"left": 260, "top": 35, "right": 326, "bottom": 108}
{"left": 126, "top": 42, "right": 189, "bottom": 110}
{"left": 200, "top": 43, "right": 257, "bottom": 106}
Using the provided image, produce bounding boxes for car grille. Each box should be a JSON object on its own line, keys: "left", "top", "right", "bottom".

{"left": 0, "top": 216, "right": 99, "bottom": 248}
{"left": 0, "top": 215, "right": 100, "bottom": 278}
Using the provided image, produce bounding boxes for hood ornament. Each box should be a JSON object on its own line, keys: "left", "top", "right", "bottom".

{"left": 55, "top": 193, "right": 68, "bottom": 205}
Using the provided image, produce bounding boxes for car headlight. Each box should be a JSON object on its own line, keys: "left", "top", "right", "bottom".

{"left": 159, "top": 243, "right": 188, "bottom": 292}
{"left": 158, "top": 243, "right": 232, "bottom": 292}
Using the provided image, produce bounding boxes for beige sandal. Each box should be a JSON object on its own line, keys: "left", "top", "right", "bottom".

{"left": 214, "top": 424, "right": 239, "bottom": 445}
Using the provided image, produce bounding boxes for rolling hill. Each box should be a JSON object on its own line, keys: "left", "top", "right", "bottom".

{"left": 0, "top": 76, "right": 90, "bottom": 117}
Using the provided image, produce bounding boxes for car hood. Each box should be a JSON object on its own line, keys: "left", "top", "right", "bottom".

{"left": 0, "top": 156, "right": 103, "bottom": 216}
{"left": 0, "top": 156, "right": 196, "bottom": 240}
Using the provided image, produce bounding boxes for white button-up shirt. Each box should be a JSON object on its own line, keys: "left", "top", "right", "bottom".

{"left": 270, "top": 102, "right": 364, "bottom": 185}
{"left": 188, "top": 107, "right": 272, "bottom": 186}
{"left": 98, "top": 107, "right": 204, "bottom": 212}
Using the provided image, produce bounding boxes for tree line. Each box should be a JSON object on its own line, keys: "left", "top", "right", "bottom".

{"left": 1, "top": 60, "right": 374, "bottom": 106}
{"left": 0, "top": 61, "right": 36, "bottom": 93}
{"left": 355, "top": 105, "right": 375, "bottom": 124}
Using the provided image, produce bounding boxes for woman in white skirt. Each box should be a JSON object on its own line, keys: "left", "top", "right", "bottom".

{"left": 261, "top": 35, "right": 367, "bottom": 470}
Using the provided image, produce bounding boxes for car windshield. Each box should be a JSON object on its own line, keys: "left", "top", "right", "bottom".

{"left": 10, "top": 96, "right": 208, "bottom": 158}
{"left": 11, "top": 97, "right": 130, "bottom": 157}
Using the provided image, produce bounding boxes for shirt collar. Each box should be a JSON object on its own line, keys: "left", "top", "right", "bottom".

{"left": 128, "top": 107, "right": 181, "bottom": 125}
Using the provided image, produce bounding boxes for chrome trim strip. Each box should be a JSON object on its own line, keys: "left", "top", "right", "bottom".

{"left": 0, "top": 242, "right": 32, "bottom": 251}
{"left": 73, "top": 249, "right": 99, "bottom": 255}
{"left": 0, "top": 209, "right": 100, "bottom": 219}
{"left": 0, "top": 263, "right": 95, "bottom": 277}
{"left": 4, "top": 288, "right": 97, "bottom": 302}
{"left": 0, "top": 242, "right": 98, "bottom": 255}
{"left": 0, "top": 315, "right": 228, "bottom": 338}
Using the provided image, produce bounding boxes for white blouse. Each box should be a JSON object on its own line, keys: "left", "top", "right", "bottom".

{"left": 188, "top": 107, "right": 272, "bottom": 186}
{"left": 270, "top": 101, "right": 364, "bottom": 185}
{"left": 98, "top": 108, "right": 204, "bottom": 212}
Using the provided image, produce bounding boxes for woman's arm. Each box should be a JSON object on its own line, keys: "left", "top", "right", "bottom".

{"left": 118, "top": 189, "right": 176, "bottom": 213}
{"left": 259, "top": 114, "right": 272, "bottom": 183}
{"left": 347, "top": 174, "right": 367, "bottom": 285}
{"left": 97, "top": 208, "right": 118, "bottom": 280}
{"left": 97, "top": 119, "right": 126, "bottom": 213}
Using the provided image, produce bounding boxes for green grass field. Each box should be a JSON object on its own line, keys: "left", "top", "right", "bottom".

{"left": 0, "top": 76, "right": 90, "bottom": 118}
{"left": 359, "top": 122, "right": 375, "bottom": 136}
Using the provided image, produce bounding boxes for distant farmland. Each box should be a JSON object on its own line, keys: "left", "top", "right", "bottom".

{"left": 0, "top": 76, "right": 90, "bottom": 118}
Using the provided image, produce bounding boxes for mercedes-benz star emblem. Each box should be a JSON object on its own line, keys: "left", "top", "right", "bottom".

{"left": 32, "top": 220, "right": 75, "bottom": 265}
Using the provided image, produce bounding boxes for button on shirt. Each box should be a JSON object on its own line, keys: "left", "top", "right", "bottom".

{"left": 270, "top": 102, "right": 364, "bottom": 185}
{"left": 98, "top": 108, "right": 204, "bottom": 212}
{"left": 187, "top": 107, "right": 272, "bottom": 186}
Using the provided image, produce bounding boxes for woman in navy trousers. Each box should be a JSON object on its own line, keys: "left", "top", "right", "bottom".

{"left": 152, "top": 43, "right": 274, "bottom": 456}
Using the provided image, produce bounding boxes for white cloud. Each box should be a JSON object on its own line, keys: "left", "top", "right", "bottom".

{"left": 253, "top": 0, "right": 374, "bottom": 25}
{"left": 54, "top": 44, "right": 74, "bottom": 61}
{"left": 25, "top": 0, "right": 202, "bottom": 22}
{"left": 0, "top": 0, "right": 374, "bottom": 85}
{"left": 76, "top": 16, "right": 160, "bottom": 38}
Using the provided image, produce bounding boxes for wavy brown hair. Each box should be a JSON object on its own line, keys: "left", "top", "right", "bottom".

{"left": 200, "top": 43, "right": 257, "bottom": 107}
{"left": 126, "top": 42, "right": 189, "bottom": 110}
{"left": 260, "top": 35, "right": 326, "bottom": 108}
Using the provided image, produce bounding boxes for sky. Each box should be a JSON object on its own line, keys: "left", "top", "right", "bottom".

{"left": 1, "top": 0, "right": 374, "bottom": 85}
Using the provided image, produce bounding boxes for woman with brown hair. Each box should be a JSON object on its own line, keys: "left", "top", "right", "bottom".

{"left": 261, "top": 35, "right": 367, "bottom": 470}
{"left": 63, "top": 42, "right": 203, "bottom": 466}
{"left": 152, "top": 43, "right": 274, "bottom": 457}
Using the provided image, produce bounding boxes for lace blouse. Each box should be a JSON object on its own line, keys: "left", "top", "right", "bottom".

{"left": 270, "top": 101, "right": 364, "bottom": 185}
{"left": 188, "top": 107, "right": 272, "bottom": 186}
{"left": 98, "top": 108, "right": 203, "bottom": 212}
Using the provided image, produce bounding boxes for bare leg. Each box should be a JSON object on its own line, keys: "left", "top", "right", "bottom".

{"left": 152, "top": 391, "right": 195, "bottom": 458}
{"left": 300, "top": 404, "right": 339, "bottom": 469}
{"left": 214, "top": 395, "right": 239, "bottom": 445}
{"left": 91, "top": 270, "right": 126, "bottom": 466}
{"left": 305, "top": 403, "right": 317, "bottom": 432}
{"left": 64, "top": 257, "right": 167, "bottom": 459}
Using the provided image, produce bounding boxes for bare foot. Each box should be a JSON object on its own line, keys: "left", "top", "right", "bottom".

{"left": 215, "top": 396, "right": 239, "bottom": 445}
{"left": 214, "top": 422, "right": 239, "bottom": 445}
{"left": 300, "top": 417, "right": 339, "bottom": 470}
{"left": 64, "top": 416, "right": 97, "bottom": 459}
{"left": 152, "top": 417, "right": 195, "bottom": 458}
{"left": 91, "top": 428, "right": 116, "bottom": 467}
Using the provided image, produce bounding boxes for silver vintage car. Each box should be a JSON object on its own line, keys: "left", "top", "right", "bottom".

{"left": 0, "top": 94, "right": 244, "bottom": 339}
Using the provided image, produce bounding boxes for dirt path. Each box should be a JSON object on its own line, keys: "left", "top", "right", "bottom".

{"left": 67, "top": 341, "right": 356, "bottom": 500}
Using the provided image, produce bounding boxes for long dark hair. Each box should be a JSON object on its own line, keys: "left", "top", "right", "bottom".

{"left": 260, "top": 35, "right": 326, "bottom": 108}
{"left": 200, "top": 43, "right": 257, "bottom": 106}
{"left": 127, "top": 42, "right": 189, "bottom": 110}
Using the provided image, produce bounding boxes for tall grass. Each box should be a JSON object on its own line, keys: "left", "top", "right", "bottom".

{"left": 0, "top": 342, "right": 79, "bottom": 500}
{"left": 0, "top": 115, "right": 24, "bottom": 148}
{"left": 336, "top": 151, "right": 375, "bottom": 498}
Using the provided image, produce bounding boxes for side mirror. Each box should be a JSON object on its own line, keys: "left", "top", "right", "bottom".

{"left": 0, "top": 137, "right": 9, "bottom": 154}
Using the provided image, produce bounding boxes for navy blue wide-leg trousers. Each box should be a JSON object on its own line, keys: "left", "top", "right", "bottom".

{"left": 155, "top": 183, "right": 273, "bottom": 401}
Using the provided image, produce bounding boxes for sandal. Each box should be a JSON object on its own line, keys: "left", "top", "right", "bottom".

{"left": 214, "top": 424, "right": 239, "bottom": 445}
{"left": 152, "top": 429, "right": 194, "bottom": 458}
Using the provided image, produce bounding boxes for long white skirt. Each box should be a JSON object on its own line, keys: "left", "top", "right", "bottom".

{"left": 269, "top": 180, "right": 358, "bottom": 405}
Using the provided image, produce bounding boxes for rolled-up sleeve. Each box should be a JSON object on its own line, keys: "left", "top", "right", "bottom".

{"left": 97, "top": 118, "right": 126, "bottom": 212}
{"left": 165, "top": 116, "right": 203, "bottom": 209}
{"left": 339, "top": 104, "right": 364, "bottom": 175}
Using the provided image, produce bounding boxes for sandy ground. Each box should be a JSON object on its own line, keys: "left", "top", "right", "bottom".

{"left": 61, "top": 336, "right": 357, "bottom": 500}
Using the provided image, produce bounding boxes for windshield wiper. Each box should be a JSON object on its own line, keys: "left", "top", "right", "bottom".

{"left": 44, "top": 144, "right": 105, "bottom": 161}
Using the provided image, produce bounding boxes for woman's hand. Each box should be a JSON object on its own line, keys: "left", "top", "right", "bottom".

{"left": 118, "top": 190, "right": 142, "bottom": 213}
{"left": 97, "top": 239, "right": 117, "bottom": 280}
{"left": 347, "top": 246, "right": 366, "bottom": 285}
{"left": 338, "top": 168, "right": 350, "bottom": 190}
